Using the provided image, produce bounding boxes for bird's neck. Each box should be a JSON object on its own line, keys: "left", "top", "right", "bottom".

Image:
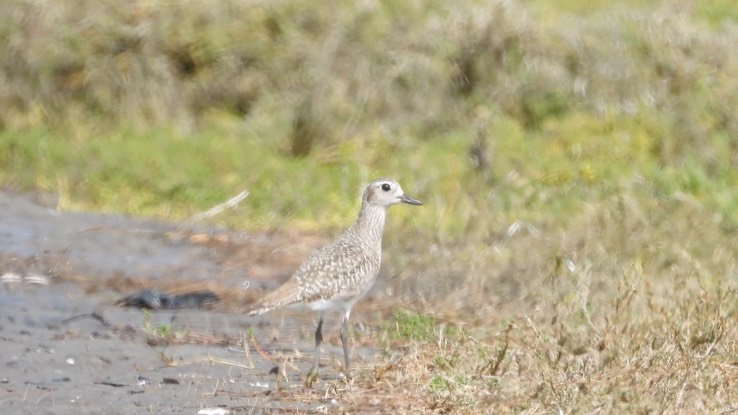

{"left": 349, "top": 203, "right": 386, "bottom": 247}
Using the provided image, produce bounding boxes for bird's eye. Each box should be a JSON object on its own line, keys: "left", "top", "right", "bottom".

{"left": 381, "top": 183, "right": 391, "bottom": 192}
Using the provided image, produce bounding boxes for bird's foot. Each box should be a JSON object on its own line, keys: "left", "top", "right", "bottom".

{"left": 304, "top": 369, "right": 320, "bottom": 388}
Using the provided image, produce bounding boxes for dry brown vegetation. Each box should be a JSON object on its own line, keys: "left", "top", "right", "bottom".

{"left": 378, "top": 195, "right": 738, "bottom": 413}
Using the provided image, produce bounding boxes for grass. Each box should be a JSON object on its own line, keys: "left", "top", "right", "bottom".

{"left": 142, "top": 308, "right": 175, "bottom": 339}
{"left": 2, "top": 0, "right": 738, "bottom": 412}
{"left": 388, "top": 311, "right": 440, "bottom": 342}
{"left": 378, "top": 277, "right": 738, "bottom": 413}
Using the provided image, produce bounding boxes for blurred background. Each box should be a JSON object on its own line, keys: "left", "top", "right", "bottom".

{"left": 1, "top": 0, "right": 737, "bottom": 316}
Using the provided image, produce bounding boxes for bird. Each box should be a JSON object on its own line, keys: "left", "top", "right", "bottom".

{"left": 247, "top": 178, "right": 422, "bottom": 379}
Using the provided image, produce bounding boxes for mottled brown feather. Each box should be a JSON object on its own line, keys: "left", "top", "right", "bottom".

{"left": 247, "top": 279, "right": 300, "bottom": 315}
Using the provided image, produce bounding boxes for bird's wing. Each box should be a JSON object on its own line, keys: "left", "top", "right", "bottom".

{"left": 247, "top": 241, "right": 379, "bottom": 315}
{"left": 295, "top": 241, "right": 378, "bottom": 304}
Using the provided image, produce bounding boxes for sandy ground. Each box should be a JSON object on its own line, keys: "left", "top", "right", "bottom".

{"left": 0, "top": 191, "right": 392, "bottom": 414}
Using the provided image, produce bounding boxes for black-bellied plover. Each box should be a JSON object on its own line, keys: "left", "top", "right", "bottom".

{"left": 248, "top": 178, "right": 422, "bottom": 378}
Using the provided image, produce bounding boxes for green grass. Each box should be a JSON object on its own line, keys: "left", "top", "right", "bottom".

{"left": 386, "top": 310, "right": 440, "bottom": 342}
{"left": 3, "top": 110, "right": 736, "bottom": 233}
{"left": 142, "top": 308, "right": 178, "bottom": 339}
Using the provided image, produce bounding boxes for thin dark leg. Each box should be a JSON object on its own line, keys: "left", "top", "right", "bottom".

{"left": 312, "top": 311, "right": 324, "bottom": 375}
{"left": 340, "top": 311, "right": 351, "bottom": 371}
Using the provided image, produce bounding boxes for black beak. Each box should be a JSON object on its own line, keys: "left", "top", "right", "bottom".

{"left": 400, "top": 194, "right": 423, "bottom": 206}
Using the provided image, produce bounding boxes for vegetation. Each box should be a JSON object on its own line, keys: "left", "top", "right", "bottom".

{"left": 2, "top": 0, "right": 738, "bottom": 412}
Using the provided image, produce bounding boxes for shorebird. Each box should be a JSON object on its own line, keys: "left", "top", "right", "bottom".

{"left": 247, "top": 178, "right": 422, "bottom": 378}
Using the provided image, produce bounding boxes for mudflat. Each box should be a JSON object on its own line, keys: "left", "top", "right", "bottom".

{"left": 0, "top": 191, "right": 395, "bottom": 414}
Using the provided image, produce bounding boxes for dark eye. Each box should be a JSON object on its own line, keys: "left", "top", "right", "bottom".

{"left": 381, "top": 183, "right": 391, "bottom": 191}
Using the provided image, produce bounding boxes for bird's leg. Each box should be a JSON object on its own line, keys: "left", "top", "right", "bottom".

{"left": 340, "top": 310, "right": 351, "bottom": 372}
{"left": 307, "top": 311, "right": 324, "bottom": 385}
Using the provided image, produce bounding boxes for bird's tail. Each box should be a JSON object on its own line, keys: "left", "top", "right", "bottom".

{"left": 247, "top": 279, "right": 301, "bottom": 316}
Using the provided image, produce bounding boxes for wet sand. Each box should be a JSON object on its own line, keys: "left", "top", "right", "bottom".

{"left": 0, "top": 191, "right": 392, "bottom": 414}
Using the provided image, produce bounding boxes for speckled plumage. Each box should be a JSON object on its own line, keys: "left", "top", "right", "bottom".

{"left": 247, "top": 178, "right": 422, "bottom": 376}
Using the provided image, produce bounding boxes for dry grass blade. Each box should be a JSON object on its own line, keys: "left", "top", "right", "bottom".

{"left": 189, "top": 190, "right": 249, "bottom": 223}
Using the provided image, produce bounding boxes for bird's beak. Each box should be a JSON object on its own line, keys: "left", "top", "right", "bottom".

{"left": 400, "top": 194, "right": 423, "bottom": 206}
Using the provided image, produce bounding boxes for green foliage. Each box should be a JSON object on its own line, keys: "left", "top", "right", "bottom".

{"left": 142, "top": 309, "right": 173, "bottom": 338}
{"left": 388, "top": 311, "right": 439, "bottom": 342}
{"left": 696, "top": 0, "right": 738, "bottom": 26}
{"left": 3, "top": 0, "right": 734, "bottom": 236}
